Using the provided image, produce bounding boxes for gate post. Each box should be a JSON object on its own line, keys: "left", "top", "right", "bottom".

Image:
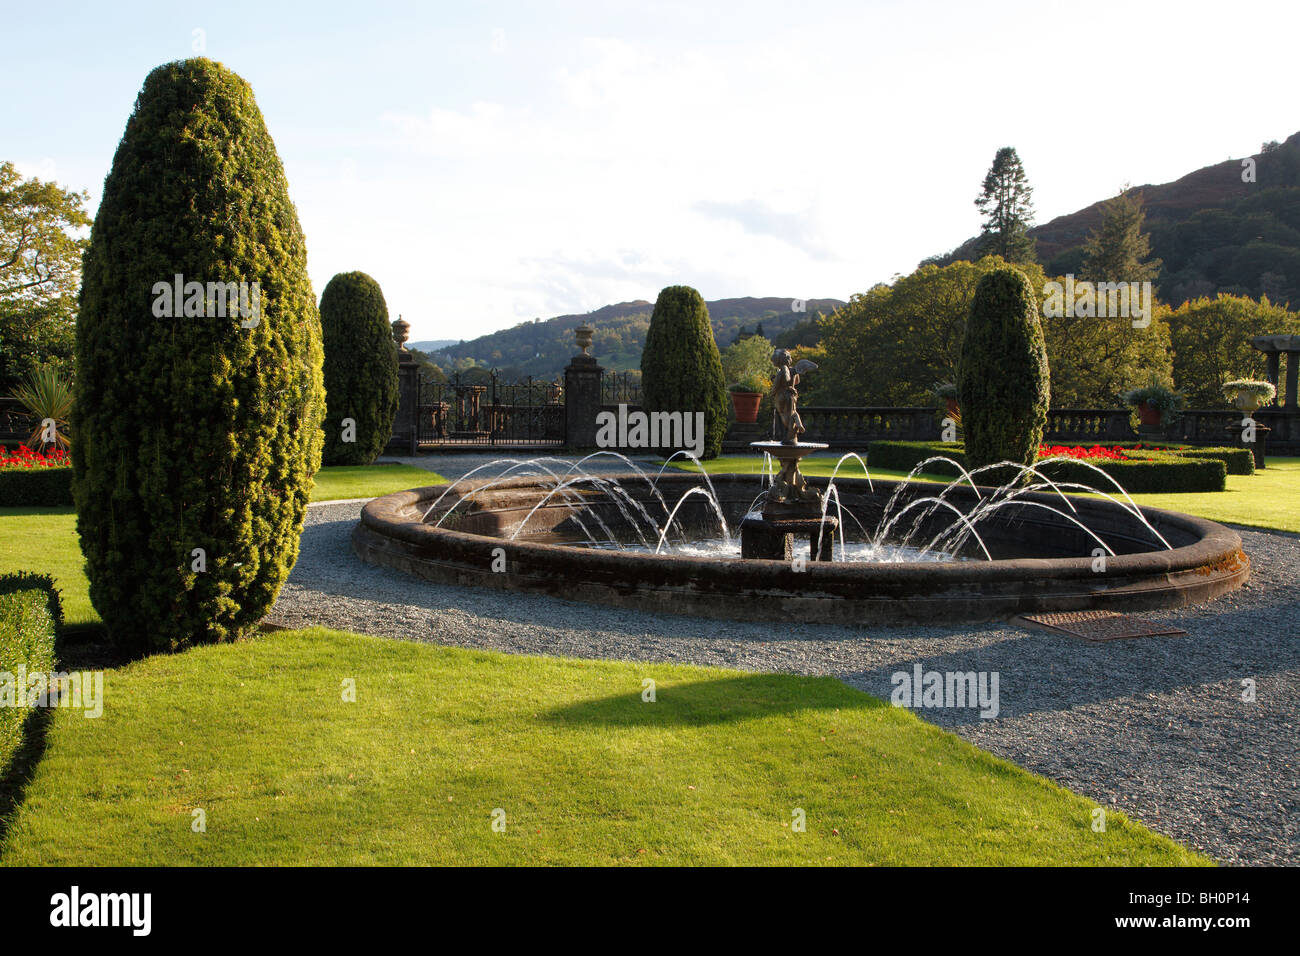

{"left": 564, "top": 324, "right": 603, "bottom": 450}
{"left": 386, "top": 316, "right": 420, "bottom": 456}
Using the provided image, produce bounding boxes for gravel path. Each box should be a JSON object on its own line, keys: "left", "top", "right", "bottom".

{"left": 274, "top": 457, "right": 1300, "bottom": 865}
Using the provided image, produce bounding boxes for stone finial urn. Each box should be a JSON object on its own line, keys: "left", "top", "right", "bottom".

{"left": 575, "top": 323, "right": 594, "bottom": 355}
{"left": 392, "top": 315, "right": 410, "bottom": 351}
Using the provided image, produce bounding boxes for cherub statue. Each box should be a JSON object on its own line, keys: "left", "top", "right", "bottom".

{"left": 770, "top": 349, "right": 818, "bottom": 444}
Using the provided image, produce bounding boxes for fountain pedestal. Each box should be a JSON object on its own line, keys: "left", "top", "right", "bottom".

{"left": 743, "top": 439, "right": 836, "bottom": 561}
{"left": 740, "top": 513, "right": 837, "bottom": 562}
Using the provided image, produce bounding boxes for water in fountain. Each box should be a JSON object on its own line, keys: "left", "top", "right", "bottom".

{"left": 417, "top": 449, "right": 1172, "bottom": 565}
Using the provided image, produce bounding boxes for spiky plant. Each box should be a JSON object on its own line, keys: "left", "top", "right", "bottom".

{"left": 9, "top": 364, "right": 73, "bottom": 450}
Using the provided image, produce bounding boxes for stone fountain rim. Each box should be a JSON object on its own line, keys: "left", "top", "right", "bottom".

{"left": 356, "top": 471, "right": 1245, "bottom": 583}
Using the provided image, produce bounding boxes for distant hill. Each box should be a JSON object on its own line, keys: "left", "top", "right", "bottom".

{"left": 930, "top": 131, "right": 1300, "bottom": 307}
{"left": 423, "top": 296, "right": 844, "bottom": 379}
{"left": 408, "top": 339, "right": 458, "bottom": 352}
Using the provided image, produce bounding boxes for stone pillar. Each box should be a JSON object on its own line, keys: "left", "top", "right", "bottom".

{"left": 1264, "top": 352, "right": 1281, "bottom": 405}
{"left": 1287, "top": 350, "right": 1299, "bottom": 409}
{"left": 386, "top": 316, "right": 420, "bottom": 456}
{"left": 1250, "top": 334, "right": 1300, "bottom": 409}
{"left": 564, "top": 324, "right": 603, "bottom": 449}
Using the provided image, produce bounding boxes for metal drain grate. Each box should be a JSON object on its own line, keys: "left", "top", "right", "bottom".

{"left": 1021, "top": 610, "right": 1187, "bottom": 642}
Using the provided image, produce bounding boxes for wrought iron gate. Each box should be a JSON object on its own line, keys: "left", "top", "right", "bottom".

{"left": 416, "top": 370, "right": 565, "bottom": 447}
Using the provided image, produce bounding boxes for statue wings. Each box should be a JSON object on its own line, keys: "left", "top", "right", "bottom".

{"left": 793, "top": 359, "right": 819, "bottom": 376}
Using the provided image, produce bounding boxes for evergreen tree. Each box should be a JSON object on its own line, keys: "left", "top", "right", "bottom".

{"left": 957, "top": 268, "right": 1050, "bottom": 481}
{"left": 975, "top": 147, "right": 1037, "bottom": 264}
{"left": 640, "top": 286, "right": 728, "bottom": 459}
{"left": 73, "top": 59, "right": 324, "bottom": 652}
{"left": 320, "top": 271, "right": 398, "bottom": 465}
{"left": 1080, "top": 189, "right": 1162, "bottom": 284}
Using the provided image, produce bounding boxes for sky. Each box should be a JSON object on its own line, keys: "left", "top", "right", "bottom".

{"left": 4, "top": 0, "right": 1298, "bottom": 342}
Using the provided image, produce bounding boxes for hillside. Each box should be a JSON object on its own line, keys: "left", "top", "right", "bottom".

{"left": 423, "top": 296, "right": 844, "bottom": 379}
{"left": 931, "top": 131, "right": 1300, "bottom": 307}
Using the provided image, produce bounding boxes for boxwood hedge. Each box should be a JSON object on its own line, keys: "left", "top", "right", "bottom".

{"left": 0, "top": 466, "right": 73, "bottom": 506}
{"left": 0, "top": 573, "right": 61, "bottom": 792}
{"left": 867, "top": 441, "right": 1228, "bottom": 493}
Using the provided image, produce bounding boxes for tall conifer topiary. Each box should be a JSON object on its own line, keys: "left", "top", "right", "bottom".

{"left": 320, "top": 272, "right": 398, "bottom": 465}
{"left": 639, "top": 286, "right": 728, "bottom": 459}
{"left": 957, "top": 268, "right": 1050, "bottom": 481}
{"left": 73, "top": 59, "right": 324, "bottom": 652}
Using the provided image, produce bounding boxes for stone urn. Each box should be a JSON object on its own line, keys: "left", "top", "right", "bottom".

{"left": 392, "top": 315, "right": 410, "bottom": 351}
{"left": 574, "top": 324, "right": 594, "bottom": 355}
{"left": 1234, "top": 391, "right": 1261, "bottom": 414}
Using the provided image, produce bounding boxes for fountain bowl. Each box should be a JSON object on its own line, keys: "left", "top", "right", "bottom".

{"left": 351, "top": 472, "right": 1249, "bottom": 626}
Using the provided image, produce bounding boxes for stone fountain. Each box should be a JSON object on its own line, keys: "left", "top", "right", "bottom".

{"left": 740, "top": 349, "right": 837, "bottom": 561}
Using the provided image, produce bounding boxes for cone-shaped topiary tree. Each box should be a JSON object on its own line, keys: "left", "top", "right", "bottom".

{"left": 639, "top": 285, "right": 729, "bottom": 459}
{"left": 320, "top": 272, "right": 398, "bottom": 465}
{"left": 957, "top": 267, "right": 1050, "bottom": 482}
{"left": 73, "top": 58, "right": 324, "bottom": 652}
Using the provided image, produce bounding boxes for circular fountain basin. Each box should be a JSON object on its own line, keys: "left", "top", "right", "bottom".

{"left": 351, "top": 472, "right": 1249, "bottom": 625}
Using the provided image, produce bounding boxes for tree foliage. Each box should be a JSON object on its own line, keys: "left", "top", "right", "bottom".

{"left": 640, "top": 285, "right": 728, "bottom": 459}
{"left": 975, "top": 147, "right": 1036, "bottom": 264}
{"left": 721, "top": 334, "right": 773, "bottom": 388}
{"left": 320, "top": 272, "right": 398, "bottom": 465}
{"left": 0, "top": 162, "right": 91, "bottom": 394}
{"left": 73, "top": 58, "right": 324, "bottom": 652}
{"left": 1080, "top": 189, "right": 1162, "bottom": 285}
{"left": 956, "top": 268, "right": 1050, "bottom": 476}
{"left": 817, "top": 257, "right": 1172, "bottom": 408}
{"left": 1163, "top": 294, "right": 1300, "bottom": 407}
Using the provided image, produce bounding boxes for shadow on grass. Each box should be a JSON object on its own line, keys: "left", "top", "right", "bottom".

{"left": 544, "top": 673, "right": 884, "bottom": 728}
{"left": 0, "top": 707, "right": 54, "bottom": 851}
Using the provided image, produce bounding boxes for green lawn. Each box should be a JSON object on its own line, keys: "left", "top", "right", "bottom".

{"left": 673, "top": 455, "right": 1300, "bottom": 533}
{"left": 0, "top": 627, "right": 1204, "bottom": 866}
{"left": 0, "top": 464, "right": 444, "bottom": 626}
{"left": 310, "top": 463, "right": 443, "bottom": 501}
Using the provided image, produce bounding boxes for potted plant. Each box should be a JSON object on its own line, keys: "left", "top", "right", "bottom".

{"left": 931, "top": 382, "right": 960, "bottom": 417}
{"left": 1222, "top": 379, "right": 1276, "bottom": 414}
{"left": 1120, "top": 382, "right": 1181, "bottom": 427}
{"left": 728, "top": 374, "right": 769, "bottom": 424}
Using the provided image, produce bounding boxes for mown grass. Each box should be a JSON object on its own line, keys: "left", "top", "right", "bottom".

{"left": 309, "top": 463, "right": 443, "bottom": 501}
{"left": 672, "top": 455, "right": 1300, "bottom": 533}
{"left": 0, "top": 627, "right": 1206, "bottom": 866}
{"left": 0, "top": 464, "right": 445, "bottom": 626}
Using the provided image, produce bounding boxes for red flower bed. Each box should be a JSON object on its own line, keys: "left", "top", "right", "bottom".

{"left": 1037, "top": 444, "right": 1128, "bottom": 461}
{"left": 0, "top": 444, "right": 70, "bottom": 469}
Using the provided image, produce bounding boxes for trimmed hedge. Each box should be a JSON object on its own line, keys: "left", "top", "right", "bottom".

{"left": 1122, "top": 445, "right": 1254, "bottom": 476}
{"left": 72, "top": 59, "right": 324, "bottom": 652}
{"left": 640, "top": 286, "right": 729, "bottom": 459}
{"left": 0, "top": 466, "right": 73, "bottom": 506}
{"left": 320, "top": 272, "right": 398, "bottom": 465}
{"left": 867, "top": 441, "right": 1228, "bottom": 493}
{"left": 957, "top": 269, "right": 1050, "bottom": 478}
{"left": 0, "top": 573, "right": 61, "bottom": 788}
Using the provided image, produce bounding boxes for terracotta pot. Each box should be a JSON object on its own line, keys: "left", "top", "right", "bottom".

{"left": 1136, "top": 401, "right": 1163, "bottom": 426}
{"left": 944, "top": 398, "right": 960, "bottom": 417}
{"left": 730, "top": 391, "right": 763, "bottom": 424}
